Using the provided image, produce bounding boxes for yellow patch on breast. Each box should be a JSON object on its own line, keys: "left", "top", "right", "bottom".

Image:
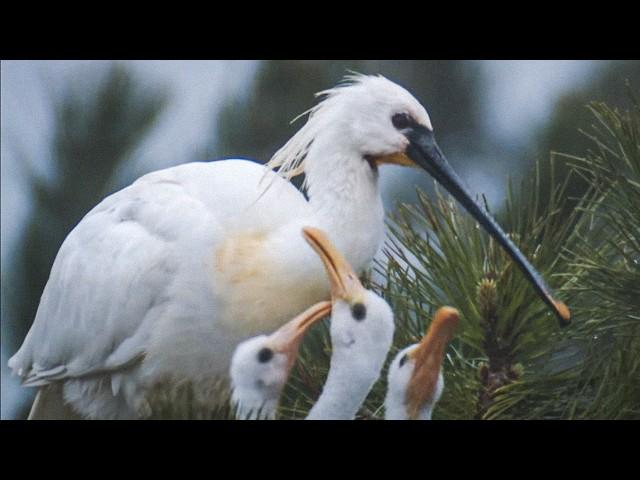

{"left": 214, "top": 231, "right": 268, "bottom": 285}
{"left": 213, "top": 230, "right": 327, "bottom": 337}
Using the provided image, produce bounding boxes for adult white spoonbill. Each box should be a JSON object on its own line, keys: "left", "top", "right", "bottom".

{"left": 10, "top": 74, "right": 569, "bottom": 419}
{"left": 384, "top": 307, "right": 459, "bottom": 420}
{"left": 230, "top": 227, "right": 394, "bottom": 420}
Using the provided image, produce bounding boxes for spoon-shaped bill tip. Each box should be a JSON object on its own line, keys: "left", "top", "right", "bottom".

{"left": 552, "top": 298, "right": 571, "bottom": 326}
{"left": 432, "top": 306, "right": 460, "bottom": 334}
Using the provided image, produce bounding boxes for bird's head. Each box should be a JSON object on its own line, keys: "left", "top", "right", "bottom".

{"left": 311, "top": 75, "right": 433, "bottom": 167}
{"left": 269, "top": 74, "right": 570, "bottom": 327}
{"left": 386, "top": 307, "right": 459, "bottom": 420}
{"left": 267, "top": 74, "right": 431, "bottom": 180}
{"left": 230, "top": 300, "right": 330, "bottom": 413}
{"left": 302, "top": 226, "right": 395, "bottom": 369}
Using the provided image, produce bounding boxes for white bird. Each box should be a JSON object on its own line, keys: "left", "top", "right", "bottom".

{"left": 10, "top": 74, "right": 569, "bottom": 419}
{"left": 384, "top": 306, "right": 459, "bottom": 420}
{"left": 229, "top": 300, "right": 331, "bottom": 419}
{"left": 230, "top": 226, "right": 394, "bottom": 420}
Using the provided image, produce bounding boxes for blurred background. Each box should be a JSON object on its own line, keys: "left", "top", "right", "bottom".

{"left": 2, "top": 60, "right": 639, "bottom": 419}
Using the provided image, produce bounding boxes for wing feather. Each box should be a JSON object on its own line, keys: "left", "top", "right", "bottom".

{"left": 9, "top": 160, "right": 309, "bottom": 389}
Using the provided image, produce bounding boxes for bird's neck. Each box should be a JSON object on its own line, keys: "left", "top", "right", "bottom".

{"left": 306, "top": 348, "right": 383, "bottom": 420}
{"left": 384, "top": 370, "right": 443, "bottom": 420}
{"left": 304, "top": 145, "right": 385, "bottom": 274}
{"left": 383, "top": 395, "right": 409, "bottom": 420}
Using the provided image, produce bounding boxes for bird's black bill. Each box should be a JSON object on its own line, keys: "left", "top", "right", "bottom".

{"left": 405, "top": 125, "right": 570, "bottom": 327}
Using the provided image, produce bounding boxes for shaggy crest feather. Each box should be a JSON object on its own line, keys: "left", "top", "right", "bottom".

{"left": 261, "top": 73, "right": 388, "bottom": 192}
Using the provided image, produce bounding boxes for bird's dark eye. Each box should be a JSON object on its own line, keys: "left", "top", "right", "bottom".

{"left": 351, "top": 303, "right": 366, "bottom": 321}
{"left": 392, "top": 113, "right": 412, "bottom": 130}
{"left": 399, "top": 354, "right": 408, "bottom": 368}
{"left": 257, "top": 347, "right": 273, "bottom": 363}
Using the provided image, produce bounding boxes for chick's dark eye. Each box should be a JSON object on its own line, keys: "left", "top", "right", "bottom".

{"left": 399, "top": 354, "right": 408, "bottom": 368}
{"left": 392, "top": 113, "right": 412, "bottom": 130}
{"left": 257, "top": 347, "right": 273, "bottom": 363}
{"left": 351, "top": 303, "right": 366, "bottom": 321}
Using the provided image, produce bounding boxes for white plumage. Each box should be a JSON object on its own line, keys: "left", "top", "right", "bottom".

{"left": 230, "top": 299, "right": 331, "bottom": 420}
{"left": 14, "top": 161, "right": 317, "bottom": 418}
{"left": 10, "top": 75, "right": 433, "bottom": 419}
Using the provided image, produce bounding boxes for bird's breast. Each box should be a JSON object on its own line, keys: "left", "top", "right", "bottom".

{"left": 211, "top": 230, "right": 329, "bottom": 338}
